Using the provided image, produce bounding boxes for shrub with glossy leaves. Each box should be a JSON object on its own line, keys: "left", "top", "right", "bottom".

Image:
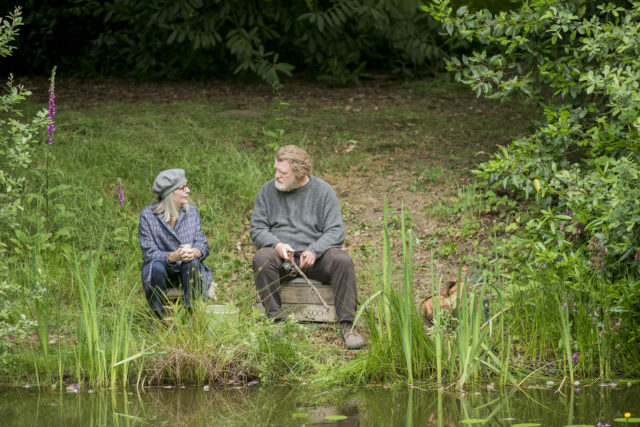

{"left": 425, "top": 0, "right": 640, "bottom": 278}
{"left": 424, "top": 1, "right": 640, "bottom": 374}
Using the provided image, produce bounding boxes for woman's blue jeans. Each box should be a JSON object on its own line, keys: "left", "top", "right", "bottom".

{"left": 144, "top": 258, "right": 206, "bottom": 315}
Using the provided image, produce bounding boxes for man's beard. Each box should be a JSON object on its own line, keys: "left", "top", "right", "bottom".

{"left": 275, "top": 176, "right": 299, "bottom": 192}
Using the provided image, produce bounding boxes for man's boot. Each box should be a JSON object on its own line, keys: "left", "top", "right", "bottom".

{"left": 341, "top": 321, "right": 365, "bottom": 350}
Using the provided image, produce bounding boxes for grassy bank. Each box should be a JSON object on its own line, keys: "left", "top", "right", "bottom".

{"left": 2, "top": 76, "right": 638, "bottom": 390}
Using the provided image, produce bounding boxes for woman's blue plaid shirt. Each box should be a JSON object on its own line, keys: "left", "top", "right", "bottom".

{"left": 138, "top": 203, "right": 212, "bottom": 287}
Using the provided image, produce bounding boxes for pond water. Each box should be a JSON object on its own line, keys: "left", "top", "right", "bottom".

{"left": 1, "top": 382, "right": 638, "bottom": 426}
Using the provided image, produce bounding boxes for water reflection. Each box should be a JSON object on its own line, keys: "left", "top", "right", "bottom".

{"left": 1, "top": 383, "right": 638, "bottom": 425}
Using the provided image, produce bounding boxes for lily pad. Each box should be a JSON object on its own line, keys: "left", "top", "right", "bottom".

{"left": 325, "top": 415, "right": 348, "bottom": 421}
{"left": 461, "top": 419, "right": 487, "bottom": 424}
{"left": 614, "top": 418, "right": 640, "bottom": 423}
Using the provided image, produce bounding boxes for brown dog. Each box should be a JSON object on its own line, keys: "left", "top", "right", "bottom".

{"left": 421, "top": 267, "right": 468, "bottom": 326}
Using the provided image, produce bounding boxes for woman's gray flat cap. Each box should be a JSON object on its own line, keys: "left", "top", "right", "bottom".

{"left": 152, "top": 168, "right": 187, "bottom": 199}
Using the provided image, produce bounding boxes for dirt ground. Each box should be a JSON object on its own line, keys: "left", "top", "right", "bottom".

{"left": 26, "top": 75, "right": 534, "bottom": 304}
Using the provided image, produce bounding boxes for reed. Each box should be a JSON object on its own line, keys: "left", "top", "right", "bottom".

{"left": 74, "top": 236, "right": 146, "bottom": 389}
{"left": 75, "top": 241, "right": 107, "bottom": 387}
{"left": 108, "top": 286, "right": 139, "bottom": 389}
{"left": 556, "top": 295, "right": 575, "bottom": 385}
{"left": 379, "top": 202, "right": 394, "bottom": 345}
{"left": 454, "top": 278, "right": 489, "bottom": 389}
{"left": 349, "top": 202, "right": 434, "bottom": 384}
{"left": 398, "top": 207, "right": 415, "bottom": 384}
{"left": 429, "top": 261, "right": 444, "bottom": 385}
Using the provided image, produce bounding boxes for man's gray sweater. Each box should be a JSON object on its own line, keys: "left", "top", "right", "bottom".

{"left": 250, "top": 175, "right": 345, "bottom": 257}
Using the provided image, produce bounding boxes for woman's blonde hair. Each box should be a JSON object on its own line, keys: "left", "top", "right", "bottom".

{"left": 276, "top": 145, "right": 312, "bottom": 178}
{"left": 152, "top": 192, "right": 189, "bottom": 223}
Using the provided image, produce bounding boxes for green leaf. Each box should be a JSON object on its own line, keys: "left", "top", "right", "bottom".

{"left": 445, "top": 21, "right": 454, "bottom": 35}
{"left": 325, "top": 415, "right": 348, "bottom": 421}
{"left": 167, "top": 30, "right": 177, "bottom": 44}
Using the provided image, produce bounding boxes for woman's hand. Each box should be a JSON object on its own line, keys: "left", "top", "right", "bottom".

{"left": 179, "top": 244, "right": 202, "bottom": 262}
{"left": 179, "top": 244, "right": 194, "bottom": 262}
{"left": 168, "top": 244, "right": 201, "bottom": 263}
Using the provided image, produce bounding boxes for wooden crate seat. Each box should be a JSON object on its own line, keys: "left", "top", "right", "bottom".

{"left": 166, "top": 287, "right": 183, "bottom": 300}
{"left": 255, "top": 278, "right": 337, "bottom": 322}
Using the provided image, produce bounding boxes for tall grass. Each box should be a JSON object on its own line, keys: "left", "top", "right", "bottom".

{"left": 453, "top": 278, "right": 495, "bottom": 390}
{"left": 426, "top": 264, "right": 511, "bottom": 389}
{"left": 76, "top": 243, "right": 104, "bottom": 387}
{"left": 346, "top": 203, "right": 434, "bottom": 384}
{"left": 340, "top": 202, "right": 519, "bottom": 388}
{"left": 398, "top": 206, "right": 416, "bottom": 384}
{"left": 74, "top": 237, "right": 146, "bottom": 389}
{"left": 556, "top": 295, "right": 575, "bottom": 385}
{"left": 429, "top": 259, "right": 444, "bottom": 385}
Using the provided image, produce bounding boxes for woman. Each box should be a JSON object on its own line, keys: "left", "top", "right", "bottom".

{"left": 139, "top": 168, "right": 212, "bottom": 318}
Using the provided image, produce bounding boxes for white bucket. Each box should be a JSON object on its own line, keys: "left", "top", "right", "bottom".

{"left": 206, "top": 304, "right": 238, "bottom": 332}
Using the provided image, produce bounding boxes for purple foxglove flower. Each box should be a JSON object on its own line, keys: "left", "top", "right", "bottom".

{"left": 47, "top": 67, "right": 57, "bottom": 144}
{"left": 117, "top": 183, "right": 125, "bottom": 207}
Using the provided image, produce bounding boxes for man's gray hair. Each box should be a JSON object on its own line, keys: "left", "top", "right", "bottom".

{"left": 276, "top": 145, "right": 312, "bottom": 178}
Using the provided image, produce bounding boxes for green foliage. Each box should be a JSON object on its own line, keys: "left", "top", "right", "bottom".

{"left": 0, "top": 8, "right": 47, "bottom": 233}
{"left": 424, "top": 0, "right": 640, "bottom": 376}
{"left": 9, "top": 0, "right": 448, "bottom": 84}
{"left": 0, "top": 7, "right": 50, "bottom": 363}
{"left": 450, "top": 0, "right": 523, "bottom": 12}
{"left": 0, "top": 281, "right": 35, "bottom": 364}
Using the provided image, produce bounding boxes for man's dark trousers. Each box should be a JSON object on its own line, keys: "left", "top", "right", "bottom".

{"left": 252, "top": 247, "right": 357, "bottom": 323}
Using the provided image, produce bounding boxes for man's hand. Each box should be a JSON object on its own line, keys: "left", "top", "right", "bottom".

{"left": 274, "top": 242, "right": 294, "bottom": 260}
{"left": 299, "top": 250, "right": 316, "bottom": 268}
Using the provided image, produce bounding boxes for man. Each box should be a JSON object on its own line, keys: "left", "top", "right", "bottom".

{"left": 250, "top": 145, "right": 365, "bottom": 350}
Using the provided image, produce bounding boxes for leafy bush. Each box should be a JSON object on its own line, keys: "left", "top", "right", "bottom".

{"left": 425, "top": 0, "right": 640, "bottom": 275}
{"left": 6, "top": 0, "right": 450, "bottom": 84}
{"left": 0, "top": 7, "right": 49, "bottom": 361}
{"left": 423, "top": 0, "right": 640, "bottom": 374}
{"left": 0, "top": 9, "right": 47, "bottom": 234}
